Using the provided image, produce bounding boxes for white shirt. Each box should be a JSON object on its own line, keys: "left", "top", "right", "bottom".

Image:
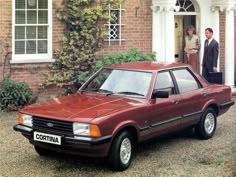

{"left": 207, "top": 38, "right": 213, "bottom": 46}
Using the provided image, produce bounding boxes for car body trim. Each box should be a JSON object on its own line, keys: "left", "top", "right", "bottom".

{"left": 13, "top": 124, "right": 33, "bottom": 133}
{"left": 183, "top": 110, "right": 203, "bottom": 118}
{"left": 13, "top": 124, "right": 112, "bottom": 145}
{"left": 219, "top": 101, "right": 235, "bottom": 110}
{"left": 140, "top": 110, "right": 203, "bottom": 130}
{"left": 65, "top": 135, "right": 112, "bottom": 145}
{"left": 140, "top": 126, "right": 151, "bottom": 132}
{"left": 151, "top": 116, "right": 183, "bottom": 128}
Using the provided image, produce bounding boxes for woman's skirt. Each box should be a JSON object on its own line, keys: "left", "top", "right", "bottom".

{"left": 184, "top": 53, "right": 199, "bottom": 73}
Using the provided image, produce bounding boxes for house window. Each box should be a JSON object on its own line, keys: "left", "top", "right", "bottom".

{"left": 105, "top": 4, "right": 125, "bottom": 46}
{"left": 175, "top": 0, "right": 195, "bottom": 12}
{"left": 12, "top": 0, "right": 53, "bottom": 63}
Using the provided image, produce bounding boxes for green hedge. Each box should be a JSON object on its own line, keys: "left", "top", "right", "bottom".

{"left": 0, "top": 78, "right": 36, "bottom": 111}
{"left": 78, "top": 48, "right": 156, "bottom": 83}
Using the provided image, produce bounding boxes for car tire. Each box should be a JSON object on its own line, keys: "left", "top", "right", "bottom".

{"left": 195, "top": 107, "right": 217, "bottom": 140}
{"left": 34, "top": 146, "right": 52, "bottom": 156}
{"left": 108, "top": 131, "right": 133, "bottom": 171}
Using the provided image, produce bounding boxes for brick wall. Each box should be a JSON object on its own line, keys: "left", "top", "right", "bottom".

{"left": 102, "top": 0, "right": 152, "bottom": 56}
{"left": 0, "top": 0, "right": 64, "bottom": 94}
{"left": 0, "top": 0, "right": 12, "bottom": 80}
{"left": 235, "top": 12, "right": 236, "bottom": 85}
{"left": 1, "top": 0, "right": 236, "bottom": 95}
{"left": 219, "top": 11, "right": 236, "bottom": 85}
{"left": 10, "top": 63, "right": 50, "bottom": 90}
{"left": 52, "top": 1, "right": 64, "bottom": 51}
{"left": 1, "top": 0, "right": 153, "bottom": 94}
{"left": 219, "top": 12, "right": 225, "bottom": 83}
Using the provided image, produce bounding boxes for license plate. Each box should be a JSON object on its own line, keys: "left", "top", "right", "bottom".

{"left": 34, "top": 132, "right": 61, "bottom": 145}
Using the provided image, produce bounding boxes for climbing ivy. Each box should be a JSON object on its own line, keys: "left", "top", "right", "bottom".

{"left": 43, "top": 0, "right": 122, "bottom": 90}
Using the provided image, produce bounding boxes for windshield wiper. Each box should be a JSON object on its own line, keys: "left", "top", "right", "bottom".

{"left": 107, "top": 91, "right": 144, "bottom": 97}
{"left": 97, "top": 89, "right": 114, "bottom": 94}
{"left": 81, "top": 89, "right": 144, "bottom": 97}
{"left": 80, "top": 88, "right": 113, "bottom": 94}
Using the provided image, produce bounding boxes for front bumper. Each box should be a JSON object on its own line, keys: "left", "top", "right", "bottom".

{"left": 13, "top": 124, "right": 112, "bottom": 157}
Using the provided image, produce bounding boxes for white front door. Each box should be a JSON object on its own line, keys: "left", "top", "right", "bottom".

{"left": 174, "top": 15, "right": 197, "bottom": 63}
{"left": 174, "top": 16, "right": 183, "bottom": 62}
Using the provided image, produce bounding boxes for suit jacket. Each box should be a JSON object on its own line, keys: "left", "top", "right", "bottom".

{"left": 203, "top": 39, "right": 219, "bottom": 72}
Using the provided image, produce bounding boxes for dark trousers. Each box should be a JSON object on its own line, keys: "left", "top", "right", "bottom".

{"left": 202, "top": 66, "right": 211, "bottom": 82}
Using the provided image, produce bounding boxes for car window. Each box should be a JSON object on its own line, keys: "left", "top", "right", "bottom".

{"left": 172, "top": 69, "right": 200, "bottom": 94}
{"left": 101, "top": 70, "right": 152, "bottom": 96}
{"left": 83, "top": 68, "right": 152, "bottom": 98}
{"left": 154, "top": 71, "right": 175, "bottom": 95}
{"left": 86, "top": 69, "right": 112, "bottom": 90}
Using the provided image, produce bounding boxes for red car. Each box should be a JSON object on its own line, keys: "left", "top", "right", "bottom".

{"left": 14, "top": 61, "right": 234, "bottom": 171}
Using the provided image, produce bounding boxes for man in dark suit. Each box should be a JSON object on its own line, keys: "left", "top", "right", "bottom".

{"left": 202, "top": 28, "right": 219, "bottom": 82}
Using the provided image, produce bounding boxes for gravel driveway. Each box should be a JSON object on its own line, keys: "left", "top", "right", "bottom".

{"left": 0, "top": 97, "right": 235, "bottom": 177}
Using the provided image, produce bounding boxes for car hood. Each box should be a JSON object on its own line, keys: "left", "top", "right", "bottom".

{"left": 21, "top": 93, "right": 144, "bottom": 122}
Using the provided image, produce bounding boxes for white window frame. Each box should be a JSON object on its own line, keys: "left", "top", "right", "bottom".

{"left": 105, "top": 4, "right": 125, "bottom": 46}
{"left": 174, "top": 0, "right": 199, "bottom": 15}
{"left": 11, "top": 0, "right": 54, "bottom": 64}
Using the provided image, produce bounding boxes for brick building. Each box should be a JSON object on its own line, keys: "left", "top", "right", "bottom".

{"left": 0, "top": 0, "right": 235, "bottom": 94}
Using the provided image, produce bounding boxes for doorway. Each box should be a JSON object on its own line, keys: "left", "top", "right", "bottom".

{"left": 174, "top": 15, "right": 196, "bottom": 62}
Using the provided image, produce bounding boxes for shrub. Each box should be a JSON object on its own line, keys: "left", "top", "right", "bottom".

{"left": 42, "top": 0, "right": 122, "bottom": 90}
{"left": 78, "top": 48, "right": 156, "bottom": 83}
{"left": 0, "top": 78, "right": 36, "bottom": 111}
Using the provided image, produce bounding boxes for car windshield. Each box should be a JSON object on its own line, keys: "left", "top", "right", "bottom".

{"left": 81, "top": 68, "right": 153, "bottom": 98}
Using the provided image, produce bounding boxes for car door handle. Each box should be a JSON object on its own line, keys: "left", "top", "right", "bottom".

{"left": 201, "top": 92, "right": 207, "bottom": 97}
{"left": 172, "top": 99, "right": 180, "bottom": 104}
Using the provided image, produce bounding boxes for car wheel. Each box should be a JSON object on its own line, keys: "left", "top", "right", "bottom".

{"left": 108, "top": 131, "right": 133, "bottom": 171}
{"left": 195, "top": 108, "right": 217, "bottom": 140}
{"left": 34, "top": 146, "right": 52, "bottom": 156}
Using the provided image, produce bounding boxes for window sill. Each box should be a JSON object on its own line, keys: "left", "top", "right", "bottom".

{"left": 10, "top": 59, "right": 55, "bottom": 64}
{"left": 104, "top": 39, "right": 126, "bottom": 42}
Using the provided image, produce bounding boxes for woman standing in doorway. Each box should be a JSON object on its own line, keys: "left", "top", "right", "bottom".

{"left": 184, "top": 25, "right": 200, "bottom": 73}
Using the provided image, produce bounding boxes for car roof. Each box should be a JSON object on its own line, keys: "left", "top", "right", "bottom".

{"left": 105, "top": 61, "right": 187, "bottom": 71}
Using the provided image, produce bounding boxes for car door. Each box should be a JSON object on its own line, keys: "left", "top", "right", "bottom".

{"left": 147, "top": 70, "right": 185, "bottom": 137}
{"left": 171, "top": 68, "right": 207, "bottom": 127}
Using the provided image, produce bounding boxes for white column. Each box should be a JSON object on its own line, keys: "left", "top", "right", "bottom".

{"left": 224, "top": 8, "right": 235, "bottom": 86}
{"left": 212, "top": 0, "right": 236, "bottom": 87}
{"left": 152, "top": 0, "right": 176, "bottom": 62}
{"left": 152, "top": 5, "right": 165, "bottom": 61}
{"left": 211, "top": 7, "right": 220, "bottom": 71}
{"left": 164, "top": 8, "right": 175, "bottom": 62}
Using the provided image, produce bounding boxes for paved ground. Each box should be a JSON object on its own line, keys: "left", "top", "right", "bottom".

{"left": 0, "top": 97, "right": 235, "bottom": 177}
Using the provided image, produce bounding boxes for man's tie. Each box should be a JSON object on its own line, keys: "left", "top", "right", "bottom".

{"left": 205, "top": 39, "right": 209, "bottom": 48}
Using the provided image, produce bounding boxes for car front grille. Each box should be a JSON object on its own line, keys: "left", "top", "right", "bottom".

{"left": 32, "top": 116, "right": 73, "bottom": 135}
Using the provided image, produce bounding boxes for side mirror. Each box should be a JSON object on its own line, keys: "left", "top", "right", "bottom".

{"left": 152, "top": 90, "right": 169, "bottom": 99}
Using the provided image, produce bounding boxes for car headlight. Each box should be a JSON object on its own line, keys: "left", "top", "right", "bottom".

{"left": 73, "top": 123, "right": 101, "bottom": 137}
{"left": 18, "top": 113, "right": 32, "bottom": 127}
{"left": 73, "top": 123, "right": 89, "bottom": 136}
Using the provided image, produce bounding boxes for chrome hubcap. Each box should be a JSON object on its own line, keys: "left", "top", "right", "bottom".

{"left": 120, "top": 138, "right": 131, "bottom": 165}
{"left": 204, "top": 113, "right": 215, "bottom": 134}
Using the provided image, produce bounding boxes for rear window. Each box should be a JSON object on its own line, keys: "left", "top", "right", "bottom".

{"left": 173, "top": 69, "right": 200, "bottom": 94}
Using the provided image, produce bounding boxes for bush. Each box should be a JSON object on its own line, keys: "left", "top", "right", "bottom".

{"left": 78, "top": 48, "right": 156, "bottom": 83}
{"left": 42, "top": 0, "right": 122, "bottom": 90}
{"left": 0, "top": 78, "right": 36, "bottom": 111}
